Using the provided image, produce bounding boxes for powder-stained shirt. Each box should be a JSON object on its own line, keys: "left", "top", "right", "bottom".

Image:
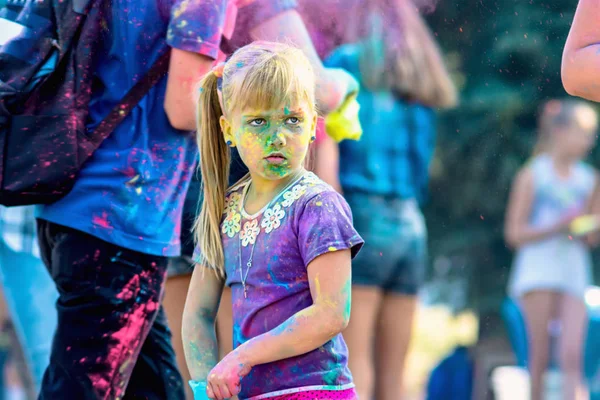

{"left": 194, "top": 171, "right": 363, "bottom": 399}
{"left": 325, "top": 44, "right": 437, "bottom": 203}
{"left": 38, "top": 0, "right": 229, "bottom": 256}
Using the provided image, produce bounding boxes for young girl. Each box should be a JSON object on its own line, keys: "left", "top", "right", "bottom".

{"left": 505, "top": 99, "right": 599, "bottom": 400}
{"left": 182, "top": 42, "right": 364, "bottom": 400}
{"left": 322, "top": 1, "right": 457, "bottom": 399}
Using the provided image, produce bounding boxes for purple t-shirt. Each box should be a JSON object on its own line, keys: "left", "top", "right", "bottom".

{"left": 194, "top": 171, "right": 363, "bottom": 399}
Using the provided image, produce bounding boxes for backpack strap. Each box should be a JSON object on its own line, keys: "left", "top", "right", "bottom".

{"left": 93, "top": 48, "right": 172, "bottom": 142}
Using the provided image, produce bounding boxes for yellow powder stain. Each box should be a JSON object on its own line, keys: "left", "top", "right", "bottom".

{"left": 126, "top": 174, "right": 140, "bottom": 187}
{"left": 316, "top": 201, "right": 323, "bottom": 206}
{"left": 177, "top": 20, "right": 188, "bottom": 28}
{"left": 314, "top": 273, "right": 338, "bottom": 311}
{"left": 328, "top": 246, "right": 337, "bottom": 252}
{"left": 172, "top": 0, "right": 189, "bottom": 19}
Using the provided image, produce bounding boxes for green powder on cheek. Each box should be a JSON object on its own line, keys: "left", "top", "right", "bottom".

{"left": 265, "top": 163, "right": 290, "bottom": 177}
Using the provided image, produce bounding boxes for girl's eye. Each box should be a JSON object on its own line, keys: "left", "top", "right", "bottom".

{"left": 249, "top": 118, "right": 266, "bottom": 126}
{"left": 286, "top": 117, "right": 300, "bottom": 125}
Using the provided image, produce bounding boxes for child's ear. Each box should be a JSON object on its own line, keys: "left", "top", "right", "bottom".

{"left": 220, "top": 115, "right": 235, "bottom": 147}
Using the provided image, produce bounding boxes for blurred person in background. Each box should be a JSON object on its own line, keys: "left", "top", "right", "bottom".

{"left": 322, "top": 1, "right": 457, "bottom": 399}
{"left": 0, "top": 206, "right": 57, "bottom": 399}
{"left": 505, "top": 99, "right": 599, "bottom": 400}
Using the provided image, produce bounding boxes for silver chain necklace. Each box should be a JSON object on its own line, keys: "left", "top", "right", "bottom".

{"left": 238, "top": 170, "right": 305, "bottom": 299}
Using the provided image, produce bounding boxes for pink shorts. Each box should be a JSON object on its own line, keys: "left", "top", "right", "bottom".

{"left": 268, "top": 388, "right": 357, "bottom": 400}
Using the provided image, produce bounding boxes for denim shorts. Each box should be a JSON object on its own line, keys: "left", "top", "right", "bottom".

{"left": 346, "top": 193, "right": 427, "bottom": 295}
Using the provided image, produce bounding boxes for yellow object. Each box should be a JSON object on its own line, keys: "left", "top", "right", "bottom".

{"left": 324, "top": 94, "right": 363, "bottom": 142}
{"left": 404, "top": 305, "right": 479, "bottom": 398}
{"left": 570, "top": 215, "right": 600, "bottom": 236}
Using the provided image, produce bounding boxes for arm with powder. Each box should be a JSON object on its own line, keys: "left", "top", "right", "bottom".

{"left": 205, "top": 249, "right": 352, "bottom": 399}
{"left": 181, "top": 266, "right": 225, "bottom": 396}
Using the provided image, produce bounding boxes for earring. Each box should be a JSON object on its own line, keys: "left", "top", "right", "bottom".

{"left": 310, "top": 136, "right": 316, "bottom": 143}
{"left": 226, "top": 140, "right": 233, "bottom": 146}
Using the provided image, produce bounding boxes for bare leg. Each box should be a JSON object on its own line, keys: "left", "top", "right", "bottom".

{"left": 342, "top": 285, "right": 383, "bottom": 400}
{"left": 521, "top": 290, "right": 558, "bottom": 400}
{"left": 164, "top": 274, "right": 193, "bottom": 400}
{"left": 557, "top": 293, "right": 588, "bottom": 400}
{"left": 374, "top": 293, "right": 418, "bottom": 400}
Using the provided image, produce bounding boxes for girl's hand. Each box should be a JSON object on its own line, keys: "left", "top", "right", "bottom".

{"left": 555, "top": 211, "right": 585, "bottom": 234}
{"left": 206, "top": 350, "right": 252, "bottom": 400}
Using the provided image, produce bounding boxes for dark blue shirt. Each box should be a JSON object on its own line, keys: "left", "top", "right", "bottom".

{"left": 325, "top": 44, "right": 437, "bottom": 203}
{"left": 39, "top": 0, "right": 229, "bottom": 256}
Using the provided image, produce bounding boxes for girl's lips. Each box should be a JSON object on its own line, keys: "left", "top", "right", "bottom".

{"left": 265, "top": 155, "right": 286, "bottom": 164}
{"left": 264, "top": 152, "right": 286, "bottom": 164}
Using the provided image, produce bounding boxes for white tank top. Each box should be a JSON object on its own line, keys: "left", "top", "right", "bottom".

{"left": 508, "top": 154, "right": 596, "bottom": 299}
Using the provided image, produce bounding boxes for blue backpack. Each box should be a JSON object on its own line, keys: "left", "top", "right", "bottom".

{"left": 0, "top": 0, "right": 169, "bottom": 206}
{"left": 427, "top": 346, "right": 474, "bottom": 400}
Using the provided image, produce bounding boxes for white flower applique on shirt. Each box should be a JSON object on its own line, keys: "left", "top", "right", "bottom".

{"left": 240, "top": 219, "right": 260, "bottom": 247}
{"left": 222, "top": 172, "right": 323, "bottom": 241}
{"left": 302, "top": 173, "right": 321, "bottom": 187}
{"left": 224, "top": 192, "right": 242, "bottom": 215}
{"left": 222, "top": 210, "right": 241, "bottom": 238}
{"left": 261, "top": 203, "right": 285, "bottom": 234}
{"left": 281, "top": 184, "right": 307, "bottom": 207}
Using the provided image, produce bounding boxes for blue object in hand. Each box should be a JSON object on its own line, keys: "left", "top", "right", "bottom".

{"left": 189, "top": 381, "right": 210, "bottom": 400}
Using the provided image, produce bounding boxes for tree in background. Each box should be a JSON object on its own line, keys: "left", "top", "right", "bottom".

{"left": 422, "top": 0, "right": 599, "bottom": 328}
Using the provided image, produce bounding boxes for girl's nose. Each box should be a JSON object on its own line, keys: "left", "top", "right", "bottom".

{"left": 272, "top": 130, "right": 286, "bottom": 147}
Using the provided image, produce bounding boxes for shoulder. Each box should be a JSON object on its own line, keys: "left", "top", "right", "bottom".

{"left": 324, "top": 44, "right": 361, "bottom": 74}
{"left": 233, "top": 0, "right": 297, "bottom": 32}
{"left": 166, "top": 0, "right": 228, "bottom": 57}
{"left": 523, "top": 155, "right": 548, "bottom": 180}
{"left": 223, "top": 180, "right": 249, "bottom": 214}
{"left": 576, "top": 161, "right": 598, "bottom": 187}
{"left": 294, "top": 173, "right": 350, "bottom": 215}
{"left": 512, "top": 163, "right": 535, "bottom": 191}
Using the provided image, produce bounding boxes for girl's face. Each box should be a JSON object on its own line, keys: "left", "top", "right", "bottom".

{"left": 221, "top": 100, "right": 317, "bottom": 182}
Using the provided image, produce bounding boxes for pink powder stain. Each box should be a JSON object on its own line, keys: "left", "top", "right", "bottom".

{"left": 115, "top": 275, "right": 141, "bottom": 301}
{"left": 88, "top": 280, "right": 160, "bottom": 398}
{"left": 92, "top": 212, "right": 113, "bottom": 229}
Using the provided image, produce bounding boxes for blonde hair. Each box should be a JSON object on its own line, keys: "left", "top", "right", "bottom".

{"left": 346, "top": 0, "right": 457, "bottom": 108}
{"left": 533, "top": 98, "right": 598, "bottom": 156}
{"left": 194, "top": 42, "right": 316, "bottom": 277}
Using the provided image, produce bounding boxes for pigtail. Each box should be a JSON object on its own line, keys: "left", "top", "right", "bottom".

{"left": 194, "top": 72, "right": 230, "bottom": 278}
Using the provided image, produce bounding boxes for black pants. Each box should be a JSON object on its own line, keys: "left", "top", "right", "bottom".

{"left": 37, "top": 220, "right": 184, "bottom": 400}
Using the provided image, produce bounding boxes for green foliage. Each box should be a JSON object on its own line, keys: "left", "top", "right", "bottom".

{"left": 423, "top": 1, "right": 600, "bottom": 315}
